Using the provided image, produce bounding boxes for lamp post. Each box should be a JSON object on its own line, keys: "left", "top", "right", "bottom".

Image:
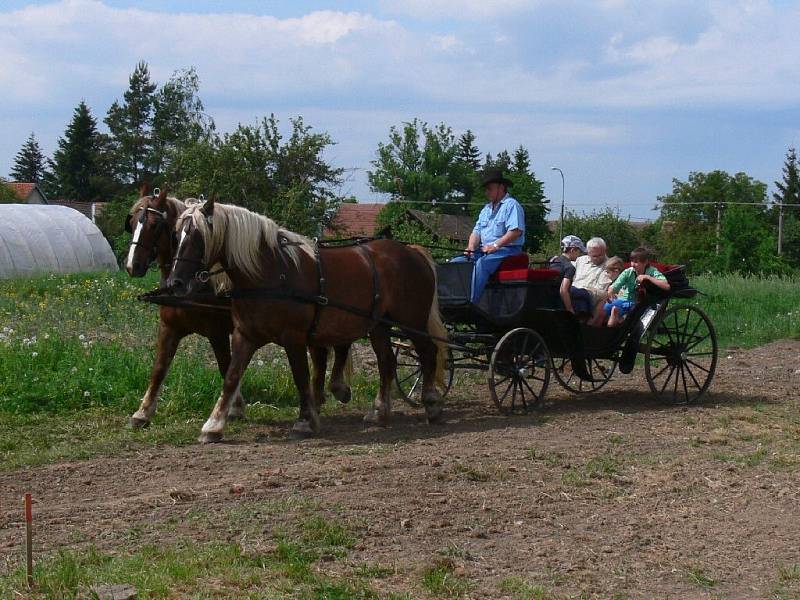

{"left": 550, "top": 166, "right": 565, "bottom": 242}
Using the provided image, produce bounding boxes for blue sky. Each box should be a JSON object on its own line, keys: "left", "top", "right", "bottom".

{"left": 1, "top": 0, "right": 799, "bottom": 220}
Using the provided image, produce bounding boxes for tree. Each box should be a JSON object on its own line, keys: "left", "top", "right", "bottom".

{"left": 151, "top": 67, "right": 213, "bottom": 178}
{"left": 560, "top": 209, "right": 642, "bottom": 259}
{"left": 657, "top": 170, "right": 774, "bottom": 272}
{"left": 773, "top": 147, "right": 800, "bottom": 266}
{"left": 0, "top": 180, "right": 18, "bottom": 203}
{"left": 172, "top": 115, "right": 343, "bottom": 237}
{"left": 457, "top": 130, "right": 481, "bottom": 170}
{"left": 10, "top": 133, "right": 48, "bottom": 183}
{"left": 105, "top": 61, "right": 157, "bottom": 185}
{"left": 512, "top": 145, "right": 530, "bottom": 175}
{"left": 368, "top": 119, "right": 461, "bottom": 213}
{"left": 51, "top": 101, "right": 106, "bottom": 201}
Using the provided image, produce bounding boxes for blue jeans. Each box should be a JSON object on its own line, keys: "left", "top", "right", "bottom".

{"left": 604, "top": 298, "right": 635, "bottom": 318}
{"left": 450, "top": 247, "right": 522, "bottom": 304}
{"left": 569, "top": 286, "right": 593, "bottom": 313}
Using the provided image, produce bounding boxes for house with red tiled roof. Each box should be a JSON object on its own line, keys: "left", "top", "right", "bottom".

{"left": 9, "top": 182, "right": 48, "bottom": 204}
{"left": 325, "top": 203, "right": 384, "bottom": 238}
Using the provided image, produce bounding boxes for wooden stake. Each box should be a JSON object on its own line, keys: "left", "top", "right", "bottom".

{"left": 25, "top": 493, "right": 33, "bottom": 588}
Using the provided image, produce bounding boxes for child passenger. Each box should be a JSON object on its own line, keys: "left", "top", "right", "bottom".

{"left": 604, "top": 247, "right": 670, "bottom": 327}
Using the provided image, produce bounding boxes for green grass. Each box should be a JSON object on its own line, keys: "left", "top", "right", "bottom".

{"left": 0, "top": 502, "right": 383, "bottom": 599}
{"left": 692, "top": 273, "right": 800, "bottom": 349}
{"left": 0, "top": 270, "right": 798, "bottom": 471}
{"left": 421, "top": 561, "right": 474, "bottom": 597}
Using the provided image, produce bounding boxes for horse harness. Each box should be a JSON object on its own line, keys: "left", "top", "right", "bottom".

{"left": 127, "top": 204, "right": 173, "bottom": 266}
{"left": 228, "top": 238, "right": 383, "bottom": 340}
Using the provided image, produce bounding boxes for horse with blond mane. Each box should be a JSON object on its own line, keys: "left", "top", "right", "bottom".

{"left": 167, "top": 197, "right": 448, "bottom": 443}
{"left": 124, "top": 187, "right": 353, "bottom": 431}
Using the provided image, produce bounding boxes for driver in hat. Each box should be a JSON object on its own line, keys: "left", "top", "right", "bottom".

{"left": 451, "top": 167, "right": 525, "bottom": 304}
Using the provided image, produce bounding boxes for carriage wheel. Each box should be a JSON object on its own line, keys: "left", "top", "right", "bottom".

{"left": 553, "top": 356, "right": 617, "bottom": 394}
{"left": 489, "top": 328, "right": 550, "bottom": 415}
{"left": 393, "top": 340, "right": 454, "bottom": 408}
{"left": 644, "top": 305, "right": 717, "bottom": 404}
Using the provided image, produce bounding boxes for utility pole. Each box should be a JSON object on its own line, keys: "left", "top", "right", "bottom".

{"left": 715, "top": 201, "right": 722, "bottom": 256}
{"left": 778, "top": 201, "right": 784, "bottom": 255}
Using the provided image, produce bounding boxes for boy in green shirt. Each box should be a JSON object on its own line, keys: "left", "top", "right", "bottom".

{"left": 605, "top": 247, "right": 670, "bottom": 327}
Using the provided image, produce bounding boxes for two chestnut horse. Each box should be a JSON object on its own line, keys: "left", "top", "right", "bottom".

{"left": 124, "top": 188, "right": 247, "bottom": 426}
{"left": 167, "top": 197, "right": 448, "bottom": 443}
{"left": 125, "top": 188, "right": 354, "bottom": 430}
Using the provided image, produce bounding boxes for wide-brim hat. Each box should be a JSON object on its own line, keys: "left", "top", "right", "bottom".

{"left": 481, "top": 167, "right": 513, "bottom": 188}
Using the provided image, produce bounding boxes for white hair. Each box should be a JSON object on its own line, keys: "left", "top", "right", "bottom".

{"left": 586, "top": 237, "right": 607, "bottom": 250}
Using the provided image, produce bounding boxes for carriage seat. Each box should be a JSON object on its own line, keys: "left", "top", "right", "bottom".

{"left": 489, "top": 253, "right": 529, "bottom": 279}
{"left": 491, "top": 252, "right": 560, "bottom": 284}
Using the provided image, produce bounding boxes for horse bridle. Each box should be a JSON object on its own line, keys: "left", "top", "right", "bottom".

{"left": 171, "top": 214, "right": 229, "bottom": 284}
{"left": 127, "top": 204, "right": 171, "bottom": 267}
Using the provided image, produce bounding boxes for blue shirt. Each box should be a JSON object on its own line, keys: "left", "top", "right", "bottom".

{"left": 473, "top": 194, "right": 525, "bottom": 248}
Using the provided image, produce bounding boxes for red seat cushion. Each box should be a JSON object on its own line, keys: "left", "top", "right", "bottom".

{"left": 497, "top": 267, "right": 561, "bottom": 283}
{"left": 498, "top": 253, "right": 529, "bottom": 271}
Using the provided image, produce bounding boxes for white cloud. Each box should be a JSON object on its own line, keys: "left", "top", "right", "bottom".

{"left": 380, "top": 0, "right": 534, "bottom": 20}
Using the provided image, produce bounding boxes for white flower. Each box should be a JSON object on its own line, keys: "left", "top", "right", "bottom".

{"left": 257, "top": 359, "right": 265, "bottom": 367}
{"left": 83, "top": 391, "right": 90, "bottom": 397}
{"left": 71, "top": 367, "right": 78, "bottom": 373}
{"left": 78, "top": 334, "right": 86, "bottom": 341}
{"left": 31, "top": 352, "right": 38, "bottom": 357}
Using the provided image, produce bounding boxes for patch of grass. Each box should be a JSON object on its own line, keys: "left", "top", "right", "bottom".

{"left": 686, "top": 567, "right": 716, "bottom": 589}
{"left": 607, "top": 433, "right": 625, "bottom": 445}
{"left": 527, "top": 448, "right": 567, "bottom": 467}
{"left": 778, "top": 564, "right": 800, "bottom": 582}
{"left": 353, "top": 563, "right": 397, "bottom": 579}
{"left": 711, "top": 445, "right": 769, "bottom": 467}
{"left": 421, "top": 561, "right": 474, "bottom": 597}
{"left": 452, "top": 462, "right": 492, "bottom": 482}
{"left": 693, "top": 273, "right": 800, "bottom": 349}
{"left": 499, "top": 575, "right": 551, "bottom": 599}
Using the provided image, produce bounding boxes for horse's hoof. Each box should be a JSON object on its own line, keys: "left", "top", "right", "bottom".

{"left": 426, "top": 409, "right": 445, "bottom": 425}
{"left": 199, "top": 431, "right": 223, "bottom": 444}
{"left": 227, "top": 409, "right": 246, "bottom": 421}
{"left": 363, "top": 410, "right": 389, "bottom": 427}
{"left": 128, "top": 417, "right": 150, "bottom": 429}
{"left": 331, "top": 385, "right": 352, "bottom": 404}
{"left": 291, "top": 420, "right": 315, "bottom": 439}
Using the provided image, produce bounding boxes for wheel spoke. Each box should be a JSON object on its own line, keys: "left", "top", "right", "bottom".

{"left": 684, "top": 361, "right": 703, "bottom": 390}
{"left": 685, "top": 358, "right": 711, "bottom": 374}
{"left": 658, "top": 365, "right": 677, "bottom": 394}
{"left": 680, "top": 363, "right": 691, "bottom": 403}
{"left": 685, "top": 332, "right": 711, "bottom": 353}
{"left": 518, "top": 379, "right": 528, "bottom": 412}
{"left": 649, "top": 360, "right": 673, "bottom": 383}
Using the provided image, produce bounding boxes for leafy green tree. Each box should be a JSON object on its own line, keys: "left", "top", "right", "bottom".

{"left": 105, "top": 61, "right": 157, "bottom": 185}
{"left": 151, "top": 67, "right": 213, "bottom": 178}
{"left": 10, "top": 133, "right": 48, "bottom": 183}
{"left": 717, "top": 204, "right": 786, "bottom": 274}
{"left": 51, "top": 101, "right": 107, "bottom": 201}
{"left": 0, "top": 180, "right": 18, "bottom": 203}
{"left": 657, "top": 170, "right": 774, "bottom": 272}
{"left": 368, "top": 120, "right": 461, "bottom": 213}
{"left": 374, "top": 202, "right": 452, "bottom": 261}
{"left": 560, "top": 208, "right": 642, "bottom": 259}
{"left": 172, "top": 115, "right": 342, "bottom": 237}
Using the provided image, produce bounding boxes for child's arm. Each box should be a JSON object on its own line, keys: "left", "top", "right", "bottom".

{"left": 637, "top": 272, "right": 671, "bottom": 291}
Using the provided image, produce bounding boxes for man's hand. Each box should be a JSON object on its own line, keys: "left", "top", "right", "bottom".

{"left": 482, "top": 243, "right": 498, "bottom": 254}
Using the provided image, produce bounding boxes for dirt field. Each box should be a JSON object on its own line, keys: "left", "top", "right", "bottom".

{"left": 2, "top": 340, "right": 800, "bottom": 598}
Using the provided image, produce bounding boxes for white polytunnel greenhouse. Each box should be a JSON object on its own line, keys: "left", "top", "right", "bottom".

{"left": 0, "top": 204, "right": 118, "bottom": 278}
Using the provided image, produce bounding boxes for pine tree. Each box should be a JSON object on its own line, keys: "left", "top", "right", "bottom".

{"left": 512, "top": 145, "right": 531, "bottom": 175}
{"left": 10, "top": 133, "right": 48, "bottom": 183}
{"left": 774, "top": 147, "right": 800, "bottom": 207}
{"left": 457, "top": 130, "right": 481, "bottom": 170}
{"left": 51, "top": 101, "right": 103, "bottom": 201}
{"left": 105, "top": 61, "right": 157, "bottom": 184}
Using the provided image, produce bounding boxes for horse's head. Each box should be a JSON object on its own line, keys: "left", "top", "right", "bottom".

{"left": 167, "top": 196, "right": 217, "bottom": 297}
{"left": 125, "top": 186, "right": 173, "bottom": 277}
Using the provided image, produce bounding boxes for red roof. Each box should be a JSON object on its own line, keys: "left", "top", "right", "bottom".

{"left": 325, "top": 203, "right": 384, "bottom": 238}
{"left": 9, "top": 182, "right": 36, "bottom": 201}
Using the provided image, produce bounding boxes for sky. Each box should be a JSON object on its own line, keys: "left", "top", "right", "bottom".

{"left": 1, "top": 0, "right": 799, "bottom": 220}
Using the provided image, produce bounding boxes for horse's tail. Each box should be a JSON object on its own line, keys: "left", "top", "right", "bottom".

{"left": 410, "top": 245, "right": 448, "bottom": 389}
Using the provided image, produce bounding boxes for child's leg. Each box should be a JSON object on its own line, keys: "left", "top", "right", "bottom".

{"left": 608, "top": 305, "right": 620, "bottom": 327}
{"left": 589, "top": 298, "right": 607, "bottom": 326}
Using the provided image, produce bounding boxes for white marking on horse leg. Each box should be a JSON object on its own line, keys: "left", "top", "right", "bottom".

{"left": 130, "top": 383, "right": 161, "bottom": 426}
{"left": 126, "top": 220, "right": 143, "bottom": 271}
{"left": 227, "top": 383, "right": 246, "bottom": 419}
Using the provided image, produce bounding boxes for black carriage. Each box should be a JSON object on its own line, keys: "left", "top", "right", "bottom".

{"left": 393, "top": 256, "right": 718, "bottom": 414}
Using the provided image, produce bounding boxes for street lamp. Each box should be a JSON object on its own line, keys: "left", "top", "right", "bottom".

{"left": 550, "top": 166, "right": 565, "bottom": 242}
